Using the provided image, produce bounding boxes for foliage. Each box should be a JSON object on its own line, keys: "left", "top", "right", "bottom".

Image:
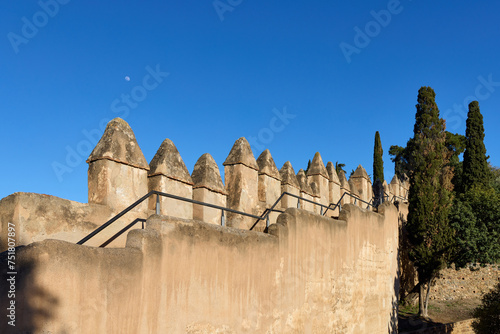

{"left": 335, "top": 161, "right": 346, "bottom": 176}
{"left": 373, "top": 131, "right": 384, "bottom": 183}
{"left": 388, "top": 145, "right": 408, "bottom": 181}
{"left": 445, "top": 131, "right": 466, "bottom": 190}
{"left": 449, "top": 186, "right": 500, "bottom": 268}
{"left": 305, "top": 159, "right": 311, "bottom": 174}
{"left": 489, "top": 163, "right": 500, "bottom": 193}
{"left": 462, "top": 101, "right": 491, "bottom": 192}
{"left": 472, "top": 282, "right": 500, "bottom": 334}
{"left": 405, "top": 86, "right": 454, "bottom": 317}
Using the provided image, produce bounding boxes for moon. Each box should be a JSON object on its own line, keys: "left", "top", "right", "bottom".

{"left": 125, "top": 76, "right": 130, "bottom": 81}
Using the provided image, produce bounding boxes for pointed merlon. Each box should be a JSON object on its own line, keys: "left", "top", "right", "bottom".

{"left": 310, "top": 182, "right": 320, "bottom": 197}
{"left": 390, "top": 175, "right": 400, "bottom": 186}
{"left": 223, "top": 137, "right": 259, "bottom": 171}
{"left": 279, "top": 161, "right": 300, "bottom": 189}
{"left": 325, "top": 161, "right": 340, "bottom": 184}
{"left": 191, "top": 153, "right": 227, "bottom": 195}
{"left": 350, "top": 164, "right": 370, "bottom": 181}
{"left": 149, "top": 138, "right": 193, "bottom": 185}
{"left": 338, "top": 170, "right": 349, "bottom": 188}
{"left": 257, "top": 149, "right": 281, "bottom": 181}
{"left": 297, "top": 169, "right": 313, "bottom": 195}
{"left": 87, "top": 118, "right": 149, "bottom": 170}
{"left": 306, "top": 152, "right": 329, "bottom": 179}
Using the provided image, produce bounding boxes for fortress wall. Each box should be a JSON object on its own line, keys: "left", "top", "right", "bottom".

{"left": 0, "top": 118, "right": 405, "bottom": 252}
{"left": 1, "top": 202, "right": 400, "bottom": 334}
{"left": 0, "top": 192, "right": 150, "bottom": 252}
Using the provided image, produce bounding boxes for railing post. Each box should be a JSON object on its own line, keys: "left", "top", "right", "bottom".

{"left": 297, "top": 198, "right": 301, "bottom": 209}
{"left": 221, "top": 210, "right": 225, "bottom": 227}
{"left": 155, "top": 194, "right": 160, "bottom": 215}
{"left": 266, "top": 215, "right": 270, "bottom": 228}
{"left": 320, "top": 206, "right": 323, "bottom": 215}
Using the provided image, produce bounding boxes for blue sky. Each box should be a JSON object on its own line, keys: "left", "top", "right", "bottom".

{"left": 1, "top": 1, "right": 499, "bottom": 203}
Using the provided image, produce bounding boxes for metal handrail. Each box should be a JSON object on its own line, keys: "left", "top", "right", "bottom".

{"left": 77, "top": 190, "right": 267, "bottom": 246}
{"left": 78, "top": 188, "right": 409, "bottom": 247}
{"left": 323, "top": 191, "right": 374, "bottom": 216}
{"left": 99, "top": 218, "right": 146, "bottom": 248}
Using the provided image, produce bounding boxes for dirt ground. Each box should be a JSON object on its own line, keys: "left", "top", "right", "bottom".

{"left": 398, "top": 298, "right": 481, "bottom": 332}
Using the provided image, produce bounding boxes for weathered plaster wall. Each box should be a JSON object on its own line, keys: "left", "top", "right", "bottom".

{"left": 0, "top": 192, "right": 149, "bottom": 252}
{"left": 1, "top": 203, "right": 399, "bottom": 334}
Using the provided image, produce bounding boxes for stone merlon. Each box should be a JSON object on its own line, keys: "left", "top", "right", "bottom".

{"left": 148, "top": 138, "right": 193, "bottom": 185}
{"left": 191, "top": 153, "right": 227, "bottom": 195}
{"left": 256, "top": 149, "right": 281, "bottom": 181}
{"left": 279, "top": 161, "right": 300, "bottom": 189}
{"left": 390, "top": 175, "right": 400, "bottom": 186}
{"left": 338, "top": 170, "right": 349, "bottom": 188}
{"left": 297, "top": 169, "right": 314, "bottom": 195}
{"left": 86, "top": 118, "right": 149, "bottom": 170}
{"left": 223, "top": 137, "right": 259, "bottom": 170}
{"left": 306, "top": 152, "right": 329, "bottom": 179}
{"left": 326, "top": 161, "right": 340, "bottom": 184}
{"left": 351, "top": 164, "right": 370, "bottom": 181}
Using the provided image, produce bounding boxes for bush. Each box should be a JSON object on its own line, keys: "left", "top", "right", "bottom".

{"left": 472, "top": 282, "right": 500, "bottom": 333}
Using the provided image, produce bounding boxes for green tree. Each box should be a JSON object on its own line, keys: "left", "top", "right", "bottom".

{"left": 445, "top": 132, "right": 466, "bottom": 190}
{"left": 405, "top": 87, "right": 454, "bottom": 318}
{"left": 489, "top": 163, "right": 500, "bottom": 193}
{"left": 373, "top": 131, "right": 384, "bottom": 183}
{"left": 462, "top": 101, "right": 491, "bottom": 192}
{"left": 449, "top": 186, "right": 500, "bottom": 268}
{"left": 472, "top": 282, "right": 500, "bottom": 334}
{"left": 388, "top": 145, "right": 408, "bottom": 181}
{"left": 305, "top": 159, "right": 311, "bottom": 174}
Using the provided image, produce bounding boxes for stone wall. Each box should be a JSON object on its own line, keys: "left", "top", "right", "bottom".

{"left": 0, "top": 117, "right": 408, "bottom": 252}
{"left": 0, "top": 202, "right": 400, "bottom": 334}
{"left": 430, "top": 264, "right": 500, "bottom": 301}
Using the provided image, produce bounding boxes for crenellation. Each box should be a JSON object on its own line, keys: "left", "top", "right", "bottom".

{"left": 326, "top": 161, "right": 341, "bottom": 215}
{"left": 256, "top": 149, "right": 282, "bottom": 229}
{"left": 297, "top": 169, "right": 315, "bottom": 212}
{"left": 338, "top": 170, "right": 352, "bottom": 205}
{"left": 349, "top": 164, "right": 372, "bottom": 204}
{"left": 279, "top": 161, "right": 301, "bottom": 210}
{"left": 148, "top": 138, "right": 193, "bottom": 219}
{"left": 87, "top": 118, "right": 149, "bottom": 212}
{"left": 192, "top": 153, "right": 227, "bottom": 225}
{"left": 223, "top": 137, "right": 259, "bottom": 229}
{"left": 306, "top": 152, "right": 330, "bottom": 210}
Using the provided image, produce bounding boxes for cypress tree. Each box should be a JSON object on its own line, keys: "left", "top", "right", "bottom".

{"left": 462, "top": 101, "right": 491, "bottom": 192}
{"left": 406, "top": 87, "right": 454, "bottom": 318}
{"left": 373, "top": 131, "right": 384, "bottom": 183}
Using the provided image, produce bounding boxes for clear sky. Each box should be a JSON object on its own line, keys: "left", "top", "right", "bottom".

{"left": 1, "top": 1, "right": 499, "bottom": 204}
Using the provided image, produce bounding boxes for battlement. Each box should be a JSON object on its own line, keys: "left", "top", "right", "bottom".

{"left": 0, "top": 117, "right": 408, "bottom": 250}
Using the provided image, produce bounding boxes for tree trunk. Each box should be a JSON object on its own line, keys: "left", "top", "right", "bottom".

{"left": 423, "top": 276, "right": 435, "bottom": 318}
{"left": 418, "top": 282, "right": 427, "bottom": 318}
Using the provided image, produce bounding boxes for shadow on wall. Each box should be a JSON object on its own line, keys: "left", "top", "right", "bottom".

{"left": 388, "top": 243, "right": 401, "bottom": 333}
{"left": 0, "top": 247, "right": 59, "bottom": 333}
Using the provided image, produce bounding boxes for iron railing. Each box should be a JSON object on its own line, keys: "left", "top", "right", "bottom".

{"left": 77, "top": 189, "right": 408, "bottom": 247}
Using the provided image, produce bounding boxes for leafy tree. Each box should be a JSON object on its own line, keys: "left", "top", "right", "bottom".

{"left": 462, "top": 101, "right": 491, "bottom": 192}
{"left": 489, "top": 163, "right": 500, "bottom": 193}
{"left": 389, "top": 132, "right": 463, "bottom": 184}
{"left": 335, "top": 161, "right": 346, "bottom": 175}
{"left": 449, "top": 186, "right": 500, "bottom": 268}
{"left": 472, "top": 282, "right": 500, "bottom": 334}
{"left": 388, "top": 145, "right": 408, "bottom": 181}
{"left": 405, "top": 87, "right": 454, "bottom": 318}
{"left": 373, "top": 131, "right": 384, "bottom": 183}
